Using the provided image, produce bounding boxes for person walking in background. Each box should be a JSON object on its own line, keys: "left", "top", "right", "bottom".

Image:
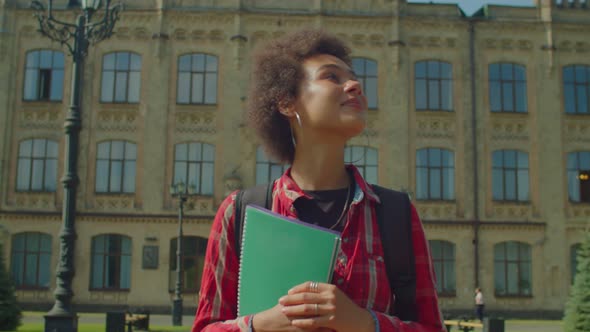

{"left": 475, "top": 287, "right": 484, "bottom": 322}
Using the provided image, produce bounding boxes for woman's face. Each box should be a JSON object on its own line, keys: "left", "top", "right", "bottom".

{"left": 292, "top": 53, "right": 368, "bottom": 141}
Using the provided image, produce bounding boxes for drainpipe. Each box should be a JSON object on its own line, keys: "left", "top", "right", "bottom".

{"left": 469, "top": 19, "right": 480, "bottom": 289}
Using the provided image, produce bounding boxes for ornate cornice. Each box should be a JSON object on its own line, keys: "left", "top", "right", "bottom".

{"left": 564, "top": 118, "right": 590, "bottom": 143}
{"left": 490, "top": 117, "right": 529, "bottom": 142}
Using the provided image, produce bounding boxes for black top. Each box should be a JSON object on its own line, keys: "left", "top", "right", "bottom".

{"left": 294, "top": 184, "right": 354, "bottom": 232}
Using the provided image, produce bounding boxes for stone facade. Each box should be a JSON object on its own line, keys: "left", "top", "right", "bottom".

{"left": 0, "top": 0, "right": 589, "bottom": 317}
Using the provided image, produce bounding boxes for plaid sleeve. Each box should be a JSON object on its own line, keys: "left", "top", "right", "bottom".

{"left": 192, "top": 192, "right": 250, "bottom": 332}
{"left": 373, "top": 204, "right": 446, "bottom": 332}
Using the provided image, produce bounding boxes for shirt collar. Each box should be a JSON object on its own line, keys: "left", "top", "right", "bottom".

{"left": 275, "top": 165, "right": 381, "bottom": 206}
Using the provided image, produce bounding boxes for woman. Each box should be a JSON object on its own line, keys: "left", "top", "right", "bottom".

{"left": 192, "top": 29, "right": 445, "bottom": 332}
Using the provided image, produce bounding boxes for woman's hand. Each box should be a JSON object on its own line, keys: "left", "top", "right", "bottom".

{"left": 252, "top": 303, "right": 332, "bottom": 332}
{"left": 278, "top": 281, "right": 375, "bottom": 332}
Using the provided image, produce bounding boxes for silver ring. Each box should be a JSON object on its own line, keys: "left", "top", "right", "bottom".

{"left": 309, "top": 281, "right": 319, "bottom": 293}
{"left": 315, "top": 303, "right": 319, "bottom": 315}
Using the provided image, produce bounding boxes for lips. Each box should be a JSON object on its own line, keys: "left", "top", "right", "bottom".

{"left": 341, "top": 98, "right": 364, "bottom": 110}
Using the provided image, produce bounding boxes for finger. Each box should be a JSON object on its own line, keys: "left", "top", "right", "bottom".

{"left": 291, "top": 315, "right": 333, "bottom": 329}
{"left": 288, "top": 281, "right": 331, "bottom": 295}
{"left": 279, "top": 292, "right": 322, "bottom": 306}
{"left": 282, "top": 303, "right": 330, "bottom": 317}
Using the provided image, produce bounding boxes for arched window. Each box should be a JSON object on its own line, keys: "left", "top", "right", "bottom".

{"left": 415, "top": 60, "right": 453, "bottom": 111}
{"left": 416, "top": 148, "right": 454, "bottom": 200}
{"left": 489, "top": 62, "right": 527, "bottom": 113}
{"left": 16, "top": 138, "right": 58, "bottom": 192}
{"left": 23, "top": 50, "right": 65, "bottom": 101}
{"left": 494, "top": 241, "right": 532, "bottom": 296}
{"left": 492, "top": 150, "right": 529, "bottom": 202}
{"left": 100, "top": 52, "right": 141, "bottom": 103}
{"left": 177, "top": 53, "right": 218, "bottom": 105}
{"left": 567, "top": 151, "right": 590, "bottom": 203}
{"left": 90, "top": 234, "right": 132, "bottom": 290}
{"left": 563, "top": 65, "right": 590, "bottom": 114}
{"left": 10, "top": 232, "right": 52, "bottom": 288}
{"left": 351, "top": 57, "right": 378, "bottom": 109}
{"left": 173, "top": 142, "right": 215, "bottom": 195}
{"left": 344, "top": 146, "right": 378, "bottom": 184}
{"left": 256, "top": 146, "right": 288, "bottom": 185}
{"left": 95, "top": 141, "right": 136, "bottom": 193}
{"left": 169, "top": 236, "right": 208, "bottom": 292}
{"left": 428, "top": 240, "right": 456, "bottom": 295}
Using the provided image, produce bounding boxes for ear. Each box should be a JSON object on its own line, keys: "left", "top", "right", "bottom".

{"left": 277, "top": 98, "right": 295, "bottom": 118}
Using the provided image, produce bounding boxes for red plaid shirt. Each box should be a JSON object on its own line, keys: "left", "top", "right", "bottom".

{"left": 192, "top": 166, "right": 445, "bottom": 332}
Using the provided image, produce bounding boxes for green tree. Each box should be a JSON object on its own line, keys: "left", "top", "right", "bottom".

{"left": 564, "top": 232, "right": 590, "bottom": 332}
{"left": 0, "top": 243, "right": 22, "bottom": 331}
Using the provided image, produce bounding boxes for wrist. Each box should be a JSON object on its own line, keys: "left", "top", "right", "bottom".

{"left": 364, "top": 309, "right": 379, "bottom": 332}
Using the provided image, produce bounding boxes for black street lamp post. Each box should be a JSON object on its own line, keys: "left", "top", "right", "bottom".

{"left": 170, "top": 182, "right": 195, "bottom": 326}
{"left": 31, "top": 1, "right": 121, "bottom": 331}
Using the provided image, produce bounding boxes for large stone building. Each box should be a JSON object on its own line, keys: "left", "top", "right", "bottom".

{"left": 0, "top": 0, "right": 589, "bottom": 318}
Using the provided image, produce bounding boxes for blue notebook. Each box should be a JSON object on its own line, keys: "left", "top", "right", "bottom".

{"left": 237, "top": 205, "right": 342, "bottom": 317}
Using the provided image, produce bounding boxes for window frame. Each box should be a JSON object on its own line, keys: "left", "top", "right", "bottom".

{"left": 492, "top": 150, "right": 530, "bottom": 202}
{"left": 351, "top": 57, "right": 378, "bottom": 110}
{"left": 494, "top": 241, "right": 532, "bottom": 297}
{"left": 428, "top": 240, "right": 456, "bottom": 296}
{"left": 563, "top": 65, "right": 590, "bottom": 115}
{"left": 168, "top": 236, "right": 208, "bottom": 293}
{"left": 172, "top": 142, "right": 215, "bottom": 196}
{"left": 255, "top": 146, "right": 289, "bottom": 185}
{"left": 23, "top": 49, "right": 65, "bottom": 102}
{"left": 16, "top": 138, "right": 59, "bottom": 193}
{"left": 100, "top": 51, "right": 142, "bottom": 104}
{"left": 176, "top": 53, "right": 218, "bottom": 105}
{"left": 89, "top": 234, "right": 132, "bottom": 291}
{"left": 344, "top": 146, "right": 378, "bottom": 184}
{"left": 414, "top": 60, "right": 454, "bottom": 112}
{"left": 567, "top": 151, "right": 590, "bottom": 203}
{"left": 416, "top": 148, "right": 455, "bottom": 201}
{"left": 10, "top": 232, "right": 52, "bottom": 290}
{"left": 95, "top": 140, "right": 137, "bottom": 194}
{"left": 489, "top": 62, "right": 528, "bottom": 113}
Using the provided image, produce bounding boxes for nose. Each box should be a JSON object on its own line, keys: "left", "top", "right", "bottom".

{"left": 344, "top": 79, "right": 363, "bottom": 96}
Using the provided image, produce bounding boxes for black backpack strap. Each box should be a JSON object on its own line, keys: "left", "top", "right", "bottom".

{"left": 372, "top": 185, "right": 417, "bottom": 322}
{"left": 234, "top": 182, "right": 274, "bottom": 258}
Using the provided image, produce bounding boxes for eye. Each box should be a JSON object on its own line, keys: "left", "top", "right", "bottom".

{"left": 324, "top": 72, "right": 340, "bottom": 82}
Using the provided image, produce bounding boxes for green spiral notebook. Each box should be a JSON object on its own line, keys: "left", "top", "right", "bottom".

{"left": 237, "top": 205, "right": 342, "bottom": 317}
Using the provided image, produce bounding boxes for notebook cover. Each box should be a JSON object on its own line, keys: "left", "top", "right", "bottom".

{"left": 237, "top": 205, "right": 342, "bottom": 317}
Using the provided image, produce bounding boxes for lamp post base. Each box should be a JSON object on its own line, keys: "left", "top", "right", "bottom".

{"left": 172, "top": 298, "right": 183, "bottom": 326}
{"left": 44, "top": 314, "right": 78, "bottom": 332}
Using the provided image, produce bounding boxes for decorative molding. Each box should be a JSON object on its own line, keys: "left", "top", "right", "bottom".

{"left": 89, "top": 291, "right": 128, "bottom": 304}
{"left": 415, "top": 202, "right": 458, "bottom": 220}
{"left": 416, "top": 116, "right": 455, "bottom": 139}
{"left": 564, "top": 119, "right": 590, "bottom": 143}
{"left": 490, "top": 118, "right": 529, "bottom": 141}
{"left": 13, "top": 193, "right": 58, "bottom": 211}
{"left": 487, "top": 203, "right": 533, "bottom": 220}
{"left": 483, "top": 38, "right": 534, "bottom": 51}
{"left": 567, "top": 205, "right": 590, "bottom": 219}
{"left": 94, "top": 196, "right": 139, "bottom": 211}
{"left": 96, "top": 110, "right": 138, "bottom": 132}
{"left": 186, "top": 196, "right": 216, "bottom": 215}
{"left": 408, "top": 35, "right": 457, "bottom": 49}
{"left": 175, "top": 111, "right": 216, "bottom": 134}
{"left": 16, "top": 289, "right": 51, "bottom": 301}
{"left": 19, "top": 109, "right": 62, "bottom": 130}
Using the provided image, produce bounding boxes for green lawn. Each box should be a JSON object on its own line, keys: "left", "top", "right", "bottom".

{"left": 4, "top": 323, "right": 188, "bottom": 332}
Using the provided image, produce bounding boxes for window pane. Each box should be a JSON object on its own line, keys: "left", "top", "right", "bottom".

{"left": 501, "top": 63, "right": 513, "bottom": 80}
{"left": 201, "top": 163, "right": 214, "bottom": 195}
{"left": 366, "top": 77, "right": 378, "bottom": 109}
{"left": 123, "top": 161, "right": 135, "bottom": 193}
{"left": 366, "top": 60, "right": 377, "bottom": 76}
{"left": 490, "top": 81, "right": 501, "bottom": 112}
{"left": 31, "top": 160, "right": 44, "bottom": 190}
{"left": 417, "top": 149, "right": 428, "bottom": 167}
{"left": 430, "top": 169, "right": 441, "bottom": 199}
{"left": 206, "top": 55, "right": 218, "bottom": 72}
{"left": 515, "top": 82, "right": 527, "bottom": 113}
{"left": 130, "top": 54, "right": 141, "bottom": 71}
{"left": 193, "top": 54, "right": 205, "bottom": 71}
{"left": 49, "top": 68, "right": 64, "bottom": 101}
{"left": 489, "top": 64, "right": 500, "bottom": 81}
{"left": 25, "top": 253, "right": 38, "bottom": 285}
{"left": 39, "top": 253, "right": 51, "bottom": 287}
{"left": 17, "top": 159, "right": 31, "bottom": 191}
{"left": 493, "top": 169, "right": 504, "bottom": 200}
{"left": 204, "top": 73, "right": 217, "bottom": 104}
{"left": 192, "top": 73, "right": 204, "bottom": 103}
{"left": 415, "top": 62, "right": 426, "bottom": 78}
{"left": 507, "top": 263, "right": 518, "bottom": 294}
{"left": 568, "top": 170, "right": 581, "bottom": 202}
{"left": 96, "top": 160, "right": 109, "bottom": 192}
{"left": 256, "top": 164, "right": 268, "bottom": 185}
{"left": 517, "top": 170, "right": 529, "bottom": 201}
{"left": 442, "top": 151, "right": 454, "bottom": 167}
{"left": 352, "top": 58, "right": 364, "bottom": 75}
{"left": 567, "top": 153, "right": 578, "bottom": 169}
{"left": 120, "top": 255, "right": 131, "bottom": 289}
{"left": 270, "top": 164, "right": 284, "bottom": 181}
{"left": 492, "top": 151, "right": 503, "bottom": 168}
{"left": 203, "top": 144, "right": 214, "bottom": 161}
{"left": 114, "top": 72, "right": 128, "bottom": 102}
{"left": 40, "top": 50, "right": 52, "bottom": 69}
{"left": 365, "top": 166, "right": 378, "bottom": 184}
{"left": 494, "top": 261, "right": 506, "bottom": 295}
{"left": 103, "top": 54, "right": 115, "bottom": 70}
{"left": 565, "top": 84, "right": 576, "bottom": 114}
{"left": 91, "top": 253, "right": 103, "bottom": 288}
{"left": 440, "top": 63, "right": 452, "bottom": 79}
{"left": 101, "top": 71, "right": 114, "bottom": 102}
{"left": 175, "top": 143, "right": 188, "bottom": 161}
{"left": 174, "top": 161, "right": 187, "bottom": 184}
{"left": 44, "top": 159, "right": 57, "bottom": 191}
{"left": 564, "top": 66, "right": 574, "bottom": 83}
{"left": 187, "top": 162, "right": 198, "bottom": 188}
{"left": 32, "top": 139, "right": 46, "bottom": 158}
{"left": 26, "top": 51, "right": 39, "bottom": 68}
{"left": 443, "top": 167, "right": 454, "bottom": 200}
{"left": 110, "top": 141, "right": 123, "bottom": 159}
{"left": 581, "top": 152, "right": 590, "bottom": 168}
{"left": 441, "top": 80, "right": 452, "bottom": 111}
{"left": 116, "top": 52, "right": 130, "bottom": 70}
{"left": 110, "top": 161, "right": 122, "bottom": 192}
{"left": 125, "top": 143, "right": 137, "bottom": 159}
{"left": 53, "top": 52, "right": 64, "bottom": 68}
{"left": 415, "top": 79, "right": 427, "bottom": 110}
{"left": 179, "top": 55, "right": 191, "bottom": 71}
{"left": 177, "top": 73, "right": 190, "bottom": 103}
{"left": 428, "top": 80, "right": 440, "bottom": 110}
{"left": 128, "top": 72, "right": 141, "bottom": 103}
{"left": 505, "top": 171, "right": 516, "bottom": 200}
{"left": 575, "top": 65, "right": 587, "bottom": 83}
{"left": 502, "top": 82, "right": 514, "bottom": 112}
{"left": 517, "top": 152, "right": 529, "bottom": 168}
{"left": 416, "top": 168, "right": 428, "bottom": 200}
{"left": 576, "top": 85, "right": 588, "bottom": 114}
{"left": 428, "top": 61, "right": 440, "bottom": 78}
{"left": 515, "top": 65, "right": 526, "bottom": 81}
{"left": 24, "top": 69, "right": 39, "bottom": 100}
{"left": 520, "top": 261, "right": 531, "bottom": 295}
{"left": 430, "top": 149, "right": 442, "bottom": 167}
{"left": 504, "top": 151, "right": 516, "bottom": 168}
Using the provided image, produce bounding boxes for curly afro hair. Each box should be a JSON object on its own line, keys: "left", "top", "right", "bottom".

{"left": 246, "top": 29, "right": 351, "bottom": 164}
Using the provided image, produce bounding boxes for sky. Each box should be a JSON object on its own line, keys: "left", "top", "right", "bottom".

{"left": 409, "top": 0, "right": 535, "bottom": 15}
